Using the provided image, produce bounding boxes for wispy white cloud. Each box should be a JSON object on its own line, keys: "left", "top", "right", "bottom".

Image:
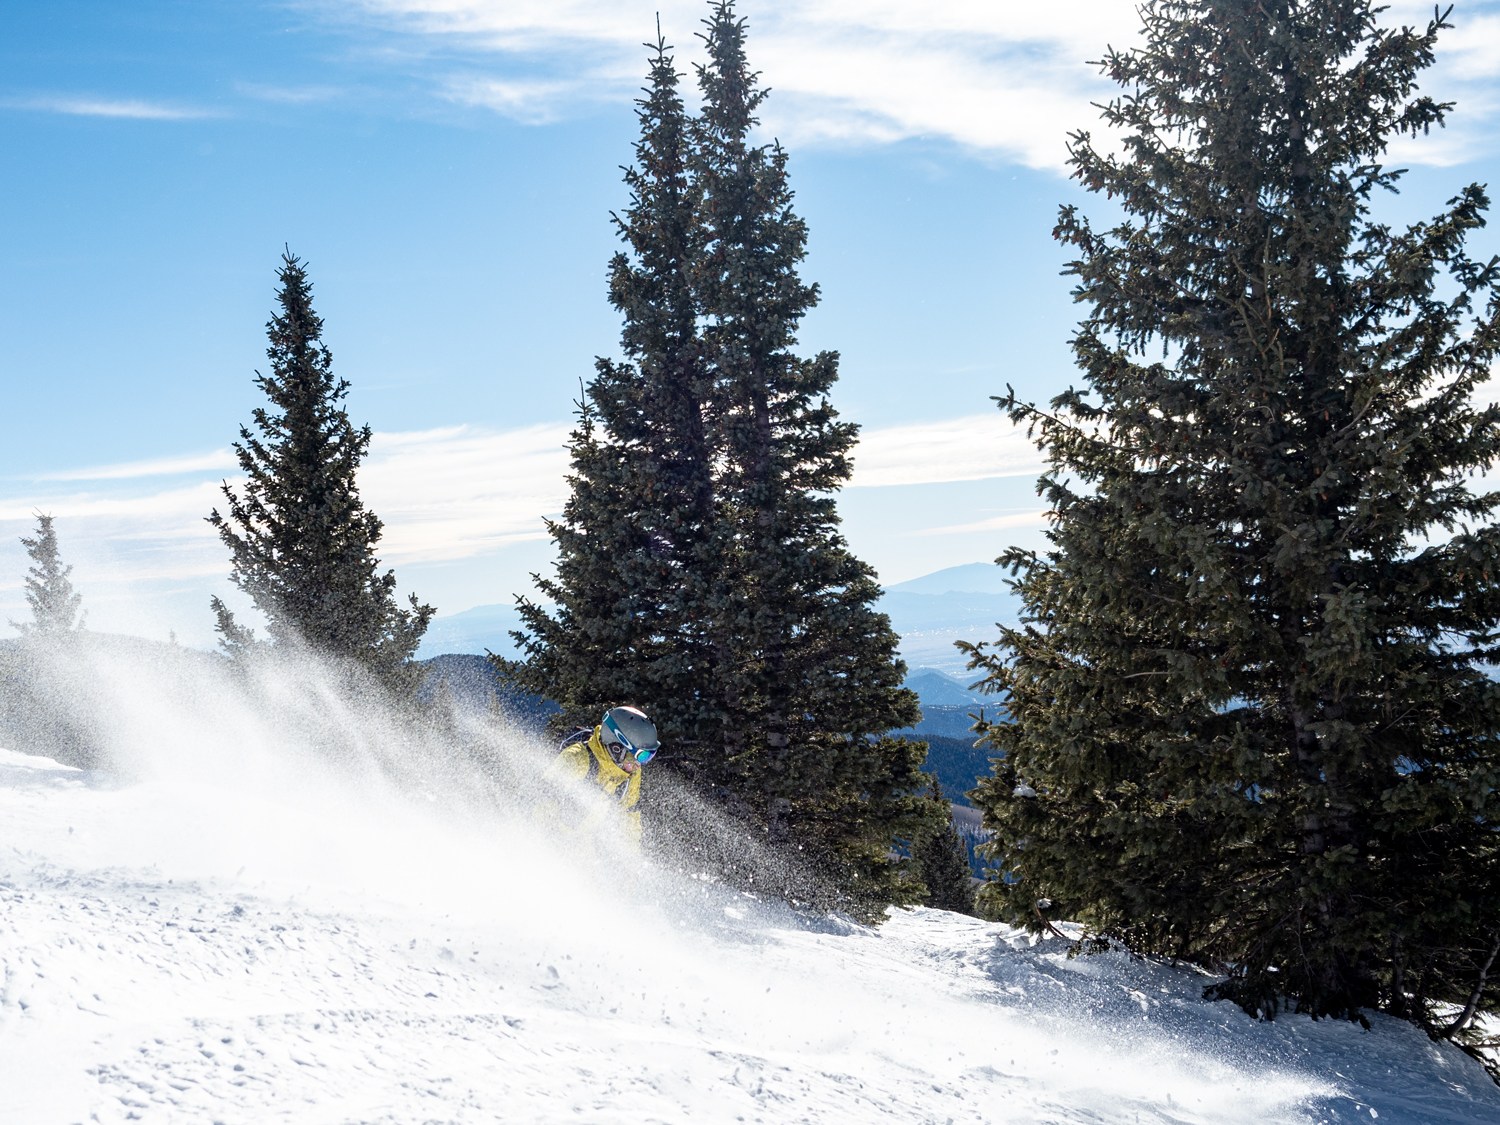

{"left": 0, "top": 424, "right": 569, "bottom": 591}
{"left": 0, "top": 481, "right": 224, "bottom": 531}
{"left": 0, "top": 424, "right": 571, "bottom": 640}
{"left": 919, "top": 509, "right": 1050, "bottom": 537}
{"left": 850, "top": 414, "right": 1044, "bottom": 488}
{"left": 360, "top": 423, "right": 571, "bottom": 562}
{"left": 334, "top": 0, "right": 1136, "bottom": 169}
{"left": 0, "top": 417, "right": 1048, "bottom": 640}
{"left": 7, "top": 95, "right": 215, "bottom": 121}
{"left": 330, "top": 0, "right": 1500, "bottom": 170}
{"left": 34, "top": 450, "right": 237, "bottom": 483}
{"left": 349, "top": 0, "right": 700, "bottom": 53}
{"left": 0, "top": 414, "right": 1028, "bottom": 596}
{"left": 441, "top": 75, "right": 598, "bottom": 123}
{"left": 233, "top": 81, "right": 348, "bottom": 105}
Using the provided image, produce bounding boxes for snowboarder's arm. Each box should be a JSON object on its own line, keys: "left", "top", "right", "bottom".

{"left": 554, "top": 739, "right": 592, "bottom": 781}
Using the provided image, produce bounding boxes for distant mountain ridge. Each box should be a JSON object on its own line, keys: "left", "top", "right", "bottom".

{"left": 902, "top": 667, "right": 987, "bottom": 708}
{"left": 885, "top": 562, "right": 1015, "bottom": 596}
{"left": 879, "top": 563, "right": 1021, "bottom": 674}
{"left": 418, "top": 562, "right": 1020, "bottom": 674}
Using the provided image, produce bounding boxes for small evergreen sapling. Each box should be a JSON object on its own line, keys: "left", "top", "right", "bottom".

{"left": 12, "top": 513, "right": 84, "bottom": 636}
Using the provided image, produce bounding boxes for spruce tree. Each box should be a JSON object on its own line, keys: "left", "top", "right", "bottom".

{"left": 689, "top": 0, "right": 930, "bottom": 912}
{"left": 965, "top": 0, "right": 1500, "bottom": 1047}
{"left": 510, "top": 29, "right": 718, "bottom": 739}
{"left": 11, "top": 513, "right": 84, "bottom": 636}
{"left": 511, "top": 1, "right": 936, "bottom": 918}
{"left": 209, "top": 251, "right": 433, "bottom": 690}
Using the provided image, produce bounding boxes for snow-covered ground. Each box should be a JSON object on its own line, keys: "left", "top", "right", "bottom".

{"left": 3, "top": 647, "right": 1499, "bottom": 1123}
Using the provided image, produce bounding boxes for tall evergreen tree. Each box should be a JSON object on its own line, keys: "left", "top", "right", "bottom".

{"left": 11, "top": 513, "right": 84, "bottom": 636}
{"left": 965, "top": 0, "right": 1500, "bottom": 1049}
{"left": 510, "top": 29, "right": 718, "bottom": 739}
{"left": 209, "top": 251, "right": 433, "bottom": 689}
{"left": 688, "top": 0, "right": 929, "bottom": 908}
{"left": 511, "top": 1, "right": 936, "bottom": 917}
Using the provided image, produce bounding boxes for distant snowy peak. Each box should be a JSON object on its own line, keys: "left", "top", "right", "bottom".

{"left": 879, "top": 565, "right": 1021, "bottom": 675}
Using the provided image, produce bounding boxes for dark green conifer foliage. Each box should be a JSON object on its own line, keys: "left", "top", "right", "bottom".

{"left": 688, "top": 0, "right": 930, "bottom": 915}
{"left": 209, "top": 251, "right": 433, "bottom": 690}
{"left": 11, "top": 513, "right": 84, "bottom": 636}
{"left": 964, "top": 0, "right": 1500, "bottom": 1046}
{"left": 509, "top": 31, "right": 717, "bottom": 740}
{"left": 911, "top": 781, "right": 978, "bottom": 916}
{"left": 511, "top": 1, "right": 936, "bottom": 919}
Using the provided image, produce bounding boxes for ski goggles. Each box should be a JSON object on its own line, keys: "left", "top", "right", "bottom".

{"left": 602, "top": 713, "right": 659, "bottom": 764}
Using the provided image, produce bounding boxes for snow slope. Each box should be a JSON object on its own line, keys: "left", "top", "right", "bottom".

{"left": 2, "top": 648, "right": 1498, "bottom": 1123}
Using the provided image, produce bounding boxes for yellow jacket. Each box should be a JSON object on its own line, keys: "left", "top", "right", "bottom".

{"left": 554, "top": 727, "right": 643, "bottom": 846}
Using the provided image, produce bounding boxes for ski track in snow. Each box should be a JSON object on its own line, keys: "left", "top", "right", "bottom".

{"left": 3, "top": 747, "right": 1499, "bottom": 1125}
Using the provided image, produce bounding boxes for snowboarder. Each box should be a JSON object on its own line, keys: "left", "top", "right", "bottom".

{"left": 554, "top": 705, "right": 660, "bottom": 847}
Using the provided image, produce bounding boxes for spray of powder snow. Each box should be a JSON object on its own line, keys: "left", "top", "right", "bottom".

{"left": 4, "top": 633, "right": 1445, "bottom": 1123}
{"left": 3, "top": 632, "right": 838, "bottom": 957}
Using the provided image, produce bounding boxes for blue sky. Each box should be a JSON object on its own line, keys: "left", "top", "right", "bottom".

{"left": 4, "top": 0, "right": 1500, "bottom": 646}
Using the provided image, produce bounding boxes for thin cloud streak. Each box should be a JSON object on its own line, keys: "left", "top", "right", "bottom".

{"left": 7, "top": 95, "right": 215, "bottom": 121}
{"left": 442, "top": 75, "right": 599, "bottom": 123}
{"left": 36, "top": 450, "right": 238, "bottom": 483}
{"left": 850, "top": 414, "right": 1044, "bottom": 488}
{"left": 918, "top": 509, "right": 1051, "bottom": 537}
{"left": 233, "top": 82, "right": 349, "bottom": 105}
{"left": 0, "top": 481, "right": 224, "bottom": 528}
